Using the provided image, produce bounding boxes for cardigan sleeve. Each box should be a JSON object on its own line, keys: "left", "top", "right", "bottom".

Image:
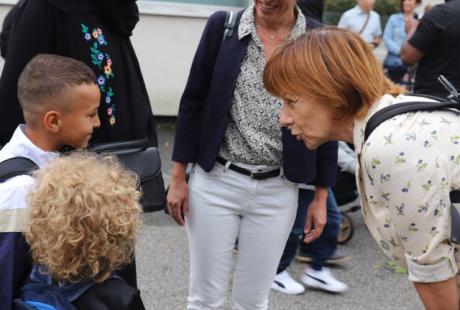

{"left": 172, "top": 11, "right": 228, "bottom": 163}
{"left": 311, "top": 141, "right": 338, "bottom": 187}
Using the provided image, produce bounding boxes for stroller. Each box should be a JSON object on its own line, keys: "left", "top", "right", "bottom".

{"left": 332, "top": 169, "right": 360, "bottom": 245}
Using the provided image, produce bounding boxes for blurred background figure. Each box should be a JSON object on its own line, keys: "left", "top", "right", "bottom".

{"left": 401, "top": 0, "right": 460, "bottom": 97}
{"left": 383, "top": 0, "right": 421, "bottom": 85}
{"left": 338, "top": 0, "right": 382, "bottom": 48}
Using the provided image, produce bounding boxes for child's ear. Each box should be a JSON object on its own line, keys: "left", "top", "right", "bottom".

{"left": 43, "top": 111, "right": 61, "bottom": 133}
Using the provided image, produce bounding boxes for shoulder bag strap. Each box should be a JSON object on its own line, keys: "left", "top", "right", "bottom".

{"left": 222, "top": 11, "right": 237, "bottom": 42}
{"left": 364, "top": 100, "right": 460, "bottom": 142}
{"left": 0, "top": 157, "right": 38, "bottom": 183}
{"left": 358, "top": 12, "right": 370, "bottom": 35}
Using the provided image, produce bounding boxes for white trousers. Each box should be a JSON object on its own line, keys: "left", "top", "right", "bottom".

{"left": 186, "top": 163, "right": 298, "bottom": 310}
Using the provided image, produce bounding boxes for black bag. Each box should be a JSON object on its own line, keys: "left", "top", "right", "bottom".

{"left": 90, "top": 139, "right": 166, "bottom": 213}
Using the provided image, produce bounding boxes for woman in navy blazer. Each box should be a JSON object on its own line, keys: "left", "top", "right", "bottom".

{"left": 168, "top": 1, "right": 338, "bottom": 309}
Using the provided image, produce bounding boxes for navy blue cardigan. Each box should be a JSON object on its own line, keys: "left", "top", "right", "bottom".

{"left": 172, "top": 10, "right": 338, "bottom": 186}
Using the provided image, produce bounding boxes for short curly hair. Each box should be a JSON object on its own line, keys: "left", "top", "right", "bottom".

{"left": 26, "top": 152, "right": 142, "bottom": 283}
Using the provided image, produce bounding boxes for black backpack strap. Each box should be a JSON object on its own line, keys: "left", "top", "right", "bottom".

{"left": 0, "top": 157, "right": 38, "bottom": 183}
{"left": 364, "top": 100, "right": 460, "bottom": 142}
{"left": 222, "top": 11, "right": 237, "bottom": 41}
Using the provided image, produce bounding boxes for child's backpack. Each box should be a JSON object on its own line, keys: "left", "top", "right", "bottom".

{"left": 12, "top": 266, "right": 96, "bottom": 310}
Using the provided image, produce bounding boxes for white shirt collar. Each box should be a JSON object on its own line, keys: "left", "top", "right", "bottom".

{"left": 0, "top": 125, "right": 59, "bottom": 167}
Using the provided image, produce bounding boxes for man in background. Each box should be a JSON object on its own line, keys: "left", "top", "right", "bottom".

{"left": 338, "top": 0, "right": 382, "bottom": 48}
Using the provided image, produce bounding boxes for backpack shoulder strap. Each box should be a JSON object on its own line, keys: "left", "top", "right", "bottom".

{"left": 364, "top": 100, "right": 460, "bottom": 142}
{"left": 0, "top": 157, "right": 38, "bottom": 183}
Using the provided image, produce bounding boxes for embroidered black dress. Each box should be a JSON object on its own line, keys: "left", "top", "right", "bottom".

{"left": 0, "top": 0, "right": 157, "bottom": 146}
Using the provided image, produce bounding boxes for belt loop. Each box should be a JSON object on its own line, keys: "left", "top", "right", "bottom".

{"left": 224, "top": 160, "right": 231, "bottom": 173}
{"left": 279, "top": 167, "right": 285, "bottom": 179}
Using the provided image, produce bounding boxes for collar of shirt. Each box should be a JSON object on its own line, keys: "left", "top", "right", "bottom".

{"left": 238, "top": 5, "right": 307, "bottom": 46}
{"left": 1, "top": 125, "right": 59, "bottom": 167}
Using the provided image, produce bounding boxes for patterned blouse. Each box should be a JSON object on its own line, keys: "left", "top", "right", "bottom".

{"left": 354, "top": 94, "right": 460, "bottom": 283}
{"left": 218, "top": 6, "right": 306, "bottom": 166}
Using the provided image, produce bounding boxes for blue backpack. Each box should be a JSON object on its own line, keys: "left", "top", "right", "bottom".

{"left": 12, "top": 266, "right": 97, "bottom": 310}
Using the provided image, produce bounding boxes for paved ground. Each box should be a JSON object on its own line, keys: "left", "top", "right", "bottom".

{"left": 135, "top": 118, "right": 423, "bottom": 310}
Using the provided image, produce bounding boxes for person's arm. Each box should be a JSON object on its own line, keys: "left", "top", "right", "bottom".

{"left": 372, "top": 13, "right": 383, "bottom": 47}
{"left": 303, "top": 141, "right": 338, "bottom": 242}
{"left": 383, "top": 15, "right": 402, "bottom": 55}
{"left": 168, "top": 11, "right": 228, "bottom": 226}
{"left": 0, "top": 0, "right": 55, "bottom": 145}
{"left": 0, "top": 233, "right": 31, "bottom": 309}
{"left": 171, "top": 11, "right": 228, "bottom": 164}
{"left": 0, "top": 179, "right": 34, "bottom": 309}
{"left": 401, "top": 7, "right": 442, "bottom": 65}
{"left": 303, "top": 186, "right": 328, "bottom": 243}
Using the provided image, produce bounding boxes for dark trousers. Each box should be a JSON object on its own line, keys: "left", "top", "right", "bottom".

{"left": 277, "top": 188, "right": 341, "bottom": 273}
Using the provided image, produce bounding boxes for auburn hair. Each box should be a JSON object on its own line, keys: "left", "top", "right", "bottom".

{"left": 264, "top": 27, "right": 404, "bottom": 119}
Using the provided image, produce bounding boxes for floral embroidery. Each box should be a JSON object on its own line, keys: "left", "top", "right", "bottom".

{"left": 81, "top": 23, "right": 116, "bottom": 126}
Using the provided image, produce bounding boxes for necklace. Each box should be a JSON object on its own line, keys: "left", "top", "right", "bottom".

{"left": 257, "top": 25, "right": 286, "bottom": 41}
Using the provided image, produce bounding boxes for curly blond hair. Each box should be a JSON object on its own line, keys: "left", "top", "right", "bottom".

{"left": 26, "top": 151, "right": 142, "bottom": 283}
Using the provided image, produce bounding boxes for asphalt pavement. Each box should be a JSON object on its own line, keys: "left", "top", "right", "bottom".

{"left": 135, "top": 118, "right": 423, "bottom": 310}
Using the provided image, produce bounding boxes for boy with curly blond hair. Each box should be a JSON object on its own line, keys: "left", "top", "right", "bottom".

{"left": 17, "top": 152, "right": 145, "bottom": 309}
{"left": 0, "top": 54, "right": 100, "bottom": 308}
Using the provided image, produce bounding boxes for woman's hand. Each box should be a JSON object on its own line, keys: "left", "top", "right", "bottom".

{"left": 304, "top": 187, "right": 328, "bottom": 243}
{"left": 167, "top": 162, "right": 189, "bottom": 226}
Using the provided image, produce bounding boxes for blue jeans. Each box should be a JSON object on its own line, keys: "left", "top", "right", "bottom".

{"left": 277, "top": 188, "right": 341, "bottom": 273}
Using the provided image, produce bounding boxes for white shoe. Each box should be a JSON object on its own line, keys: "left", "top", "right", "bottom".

{"left": 271, "top": 270, "right": 305, "bottom": 295}
{"left": 301, "top": 267, "right": 348, "bottom": 293}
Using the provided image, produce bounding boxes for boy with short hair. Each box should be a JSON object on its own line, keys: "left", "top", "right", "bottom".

{"left": 0, "top": 53, "right": 100, "bottom": 308}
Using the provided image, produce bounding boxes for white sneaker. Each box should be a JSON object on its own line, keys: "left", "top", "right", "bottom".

{"left": 271, "top": 270, "right": 305, "bottom": 295}
{"left": 301, "top": 267, "right": 348, "bottom": 293}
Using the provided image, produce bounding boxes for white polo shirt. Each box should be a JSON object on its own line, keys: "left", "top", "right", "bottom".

{"left": 338, "top": 5, "right": 382, "bottom": 44}
{"left": 0, "top": 125, "right": 58, "bottom": 233}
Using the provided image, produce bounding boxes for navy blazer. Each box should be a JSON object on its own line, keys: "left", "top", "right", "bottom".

{"left": 173, "top": 10, "right": 338, "bottom": 186}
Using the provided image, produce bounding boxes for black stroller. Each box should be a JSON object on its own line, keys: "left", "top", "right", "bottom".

{"left": 332, "top": 169, "right": 360, "bottom": 245}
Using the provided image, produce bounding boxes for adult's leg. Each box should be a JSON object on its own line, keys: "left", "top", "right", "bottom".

{"left": 276, "top": 189, "right": 314, "bottom": 274}
{"left": 232, "top": 177, "right": 298, "bottom": 310}
{"left": 186, "top": 165, "right": 246, "bottom": 310}
{"left": 299, "top": 188, "right": 340, "bottom": 270}
{"left": 413, "top": 278, "right": 459, "bottom": 310}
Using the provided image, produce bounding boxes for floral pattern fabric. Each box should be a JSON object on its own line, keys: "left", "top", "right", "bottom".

{"left": 354, "top": 94, "right": 460, "bottom": 283}
{"left": 81, "top": 23, "right": 116, "bottom": 126}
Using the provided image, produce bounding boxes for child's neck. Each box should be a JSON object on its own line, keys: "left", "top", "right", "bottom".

{"left": 24, "top": 126, "right": 61, "bottom": 152}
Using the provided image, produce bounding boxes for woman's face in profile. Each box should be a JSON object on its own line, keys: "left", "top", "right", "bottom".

{"left": 279, "top": 95, "right": 336, "bottom": 150}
